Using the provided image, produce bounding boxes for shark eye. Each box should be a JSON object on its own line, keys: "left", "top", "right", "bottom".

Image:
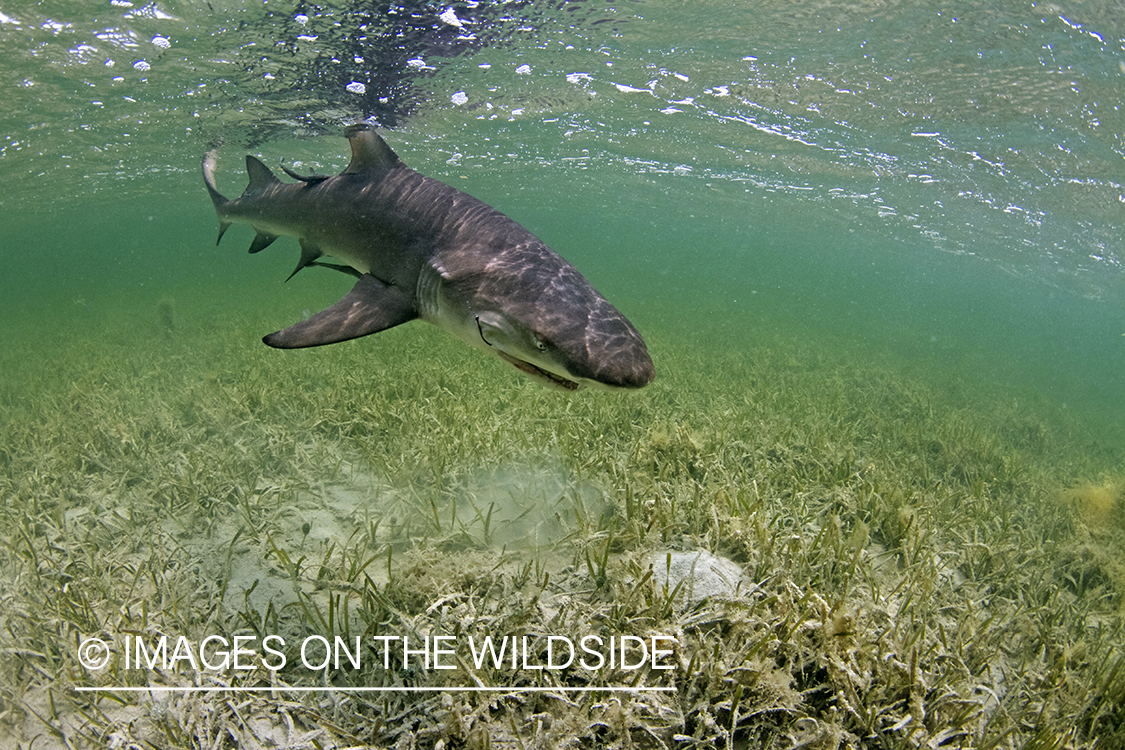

{"left": 533, "top": 335, "right": 548, "bottom": 351}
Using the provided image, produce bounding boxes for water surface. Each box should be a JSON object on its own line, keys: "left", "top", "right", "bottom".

{"left": 2, "top": 0, "right": 1122, "bottom": 415}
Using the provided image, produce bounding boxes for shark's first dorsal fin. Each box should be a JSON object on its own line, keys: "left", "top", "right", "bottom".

{"left": 342, "top": 124, "right": 402, "bottom": 175}
{"left": 245, "top": 156, "right": 281, "bottom": 193}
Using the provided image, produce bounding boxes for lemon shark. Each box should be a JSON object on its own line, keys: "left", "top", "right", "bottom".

{"left": 202, "top": 124, "right": 654, "bottom": 390}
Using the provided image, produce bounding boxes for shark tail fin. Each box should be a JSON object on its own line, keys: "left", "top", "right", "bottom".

{"left": 202, "top": 149, "right": 233, "bottom": 245}
{"left": 202, "top": 149, "right": 229, "bottom": 206}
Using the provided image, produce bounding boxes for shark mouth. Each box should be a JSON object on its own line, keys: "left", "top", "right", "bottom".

{"left": 495, "top": 351, "right": 580, "bottom": 391}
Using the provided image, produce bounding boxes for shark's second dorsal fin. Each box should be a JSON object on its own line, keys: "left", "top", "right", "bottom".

{"left": 342, "top": 124, "right": 402, "bottom": 175}
{"left": 245, "top": 156, "right": 281, "bottom": 194}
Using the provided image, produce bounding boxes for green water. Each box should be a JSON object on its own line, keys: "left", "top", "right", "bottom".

{"left": 2, "top": 0, "right": 1123, "bottom": 418}
{"left": 3, "top": 0, "right": 1125, "bottom": 745}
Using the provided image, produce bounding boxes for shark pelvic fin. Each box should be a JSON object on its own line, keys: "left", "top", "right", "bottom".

{"left": 244, "top": 156, "right": 281, "bottom": 194}
{"left": 285, "top": 239, "right": 325, "bottom": 282}
{"left": 263, "top": 274, "right": 417, "bottom": 349}
{"left": 342, "top": 124, "right": 402, "bottom": 175}
{"left": 248, "top": 231, "right": 279, "bottom": 254}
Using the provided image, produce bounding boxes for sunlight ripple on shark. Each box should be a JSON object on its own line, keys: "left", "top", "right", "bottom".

{"left": 202, "top": 125, "right": 654, "bottom": 390}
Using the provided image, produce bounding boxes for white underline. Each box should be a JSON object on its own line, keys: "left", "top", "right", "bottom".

{"left": 75, "top": 686, "right": 675, "bottom": 693}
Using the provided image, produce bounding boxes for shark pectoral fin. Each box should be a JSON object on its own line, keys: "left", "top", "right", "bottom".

{"left": 285, "top": 239, "right": 325, "bottom": 281}
{"left": 262, "top": 274, "right": 417, "bottom": 349}
{"left": 248, "top": 231, "right": 279, "bottom": 254}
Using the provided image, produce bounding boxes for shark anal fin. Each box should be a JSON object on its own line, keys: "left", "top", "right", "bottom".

{"left": 215, "top": 221, "right": 232, "bottom": 246}
{"left": 248, "top": 231, "right": 279, "bottom": 254}
{"left": 263, "top": 274, "right": 417, "bottom": 349}
{"left": 285, "top": 238, "right": 325, "bottom": 281}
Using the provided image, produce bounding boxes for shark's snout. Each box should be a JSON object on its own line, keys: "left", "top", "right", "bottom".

{"left": 575, "top": 302, "right": 655, "bottom": 389}
{"left": 595, "top": 337, "right": 656, "bottom": 389}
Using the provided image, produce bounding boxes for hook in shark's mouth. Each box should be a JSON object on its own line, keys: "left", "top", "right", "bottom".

{"left": 476, "top": 315, "right": 582, "bottom": 391}
{"left": 495, "top": 351, "right": 580, "bottom": 391}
